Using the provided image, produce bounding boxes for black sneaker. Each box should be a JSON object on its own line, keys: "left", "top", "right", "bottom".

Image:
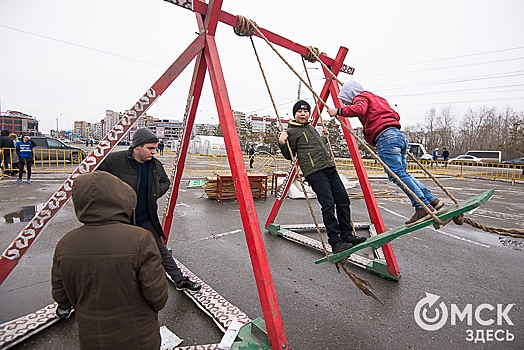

{"left": 331, "top": 241, "right": 353, "bottom": 254}
{"left": 175, "top": 276, "right": 202, "bottom": 293}
{"left": 343, "top": 235, "right": 367, "bottom": 245}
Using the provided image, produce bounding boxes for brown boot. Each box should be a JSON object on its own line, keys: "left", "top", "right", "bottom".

{"left": 430, "top": 198, "right": 445, "bottom": 211}
{"left": 405, "top": 205, "right": 435, "bottom": 227}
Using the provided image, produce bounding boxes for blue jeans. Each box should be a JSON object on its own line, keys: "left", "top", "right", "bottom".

{"left": 306, "top": 167, "right": 353, "bottom": 246}
{"left": 375, "top": 128, "right": 436, "bottom": 209}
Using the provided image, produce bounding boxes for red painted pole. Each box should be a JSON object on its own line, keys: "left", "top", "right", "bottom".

{"left": 161, "top": 37, "right": 208, "bottom": 239}
{"left": 327, "top": 81, "right": 400, "bottom": 277}
{"left": 204, "top": 33, "right": 288, "bottom": 350}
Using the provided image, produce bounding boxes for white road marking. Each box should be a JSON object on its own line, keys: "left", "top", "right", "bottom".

{"left": 197, "top": 229, "right": 243, "bottom": 242}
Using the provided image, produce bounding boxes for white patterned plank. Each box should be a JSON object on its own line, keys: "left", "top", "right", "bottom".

{"left": 172, "top": 260, "right": 252, "bottom": 333}
{"left": 0, "top": 303, "right": 61, "bottom": 350}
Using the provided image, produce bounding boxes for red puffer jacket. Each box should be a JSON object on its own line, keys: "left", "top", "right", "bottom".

{"left": 337, "top": 91, "right": 401, "bottom": 146}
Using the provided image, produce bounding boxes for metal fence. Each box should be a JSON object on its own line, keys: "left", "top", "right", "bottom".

{"left": 2, "top": 149, "right": 523, "bottom": 184}
{"left": 1, "top": 148, "right": 86, "bottom": 173}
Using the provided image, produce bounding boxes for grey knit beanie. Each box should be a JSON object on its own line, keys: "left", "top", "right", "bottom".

{"left": 338, "top": 80, "right": 364, "bottom": 104}
{"left": 131, "top": 128, "right": 158, "bottom": 148}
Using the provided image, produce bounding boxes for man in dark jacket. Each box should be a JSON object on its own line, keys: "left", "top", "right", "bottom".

{"left": 0, "top": 129, "right": 14, "bottom": 175}
{"left": 279, "top": 100, "right": 367, "bottom": 254}
{"left": 327, "top": 80, "right": 443, "bottom": 226}
{"left": 52, "top": 171, "right": 168, "bottom": 349}
{"left": 98, "top": 128, "right": 201, "bottom": 292}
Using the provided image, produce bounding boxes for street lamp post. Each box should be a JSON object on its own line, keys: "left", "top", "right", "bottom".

{"left": 297, "top": 67, "right": 319, "bottom": 100}
{"left": 56, "top": 114, "right": 62, "bottom": 138}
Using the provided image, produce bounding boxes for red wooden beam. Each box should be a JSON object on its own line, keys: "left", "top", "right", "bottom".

{"left": 0, "top": 34, "right": 205, "bottom": 285}
{"left": 166, "top": 0, "right": 354, "bottom": 71}
{"left": 327, "top": 81, "right": 400, "bottom": 277}
{"left": 203, "top": 32, "right": 288, "bottom": 350}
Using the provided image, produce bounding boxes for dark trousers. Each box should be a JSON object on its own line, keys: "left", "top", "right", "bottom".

{"left": 18, "top": 161, "right": 33, "bottom": 180}
{"left": 2, "top": 153, "right": 12, "bottom": 174}
{"left": 306, "top": 167, "right": 353, "bottom": 246}
{"left": 138, "top": 219, "right": 184, "bottom": 283}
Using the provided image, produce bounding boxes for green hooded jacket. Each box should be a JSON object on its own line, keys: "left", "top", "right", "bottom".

{"left": 279, "top": 120, "right": 335, "bottom": 178}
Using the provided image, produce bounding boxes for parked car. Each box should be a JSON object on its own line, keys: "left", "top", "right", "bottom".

{"left": 31, "top": 136, "right": 87, "bottom": 163}
{"left": 448, "top": 155, "right": 482, "bottom": 164}
{"left": 502, "top": 157, "right": 524, "bottom": 165}
{"left": 408, "top": 143, "right": 432, "bottom": 160}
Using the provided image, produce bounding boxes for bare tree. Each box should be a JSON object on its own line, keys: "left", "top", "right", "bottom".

{"left": 435, "top": 104, "right": 456, "bottom": 151}
{"left": 326, "top": 118, "right": 344, "bottom": 154}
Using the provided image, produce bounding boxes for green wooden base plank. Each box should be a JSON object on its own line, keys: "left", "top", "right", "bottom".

{"left": 366, "top": 259, "right": 401, "bottom": 281}
{"left": 266, "top": 223, "right": 283, "bottom": 236}
{"left": 187, "top": 179, "right": 206, "bottom": 188}
{"left": 233, "top": 318, "right": 271, "bottom": 350}
{"left": 316, "top": 189, "right": 494, "bottom": 265}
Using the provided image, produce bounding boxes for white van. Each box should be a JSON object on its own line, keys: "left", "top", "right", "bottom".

{"left": 465, "top": 150, "right": 501, "bottom": 163}
{"left": 408, "top": 143, "right": 432, "bottom": 160}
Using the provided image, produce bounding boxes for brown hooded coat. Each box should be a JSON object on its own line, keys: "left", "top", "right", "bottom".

{"left": 51, "top": 171, "right": 168, "bottom": 349}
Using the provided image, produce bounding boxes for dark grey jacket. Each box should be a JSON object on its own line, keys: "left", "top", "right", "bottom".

{"left": 279, "top": 120, "right": 335, "bottom": 178}
{"left": 98, "top": 147, "right": 170, "bottom": 238}
{"left": 0, "top": 130, "right": 14, "bottom": 149}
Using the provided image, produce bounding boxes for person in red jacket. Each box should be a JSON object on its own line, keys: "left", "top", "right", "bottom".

{"left": 327, "top": 81, "right": 443, "bottom": 226}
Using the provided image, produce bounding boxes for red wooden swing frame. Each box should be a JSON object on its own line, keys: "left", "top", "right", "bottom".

{"left": 0, "top": 1, "right": 400, "bottom": 348}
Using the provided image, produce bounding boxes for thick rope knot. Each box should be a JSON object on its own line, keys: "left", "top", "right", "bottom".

{"left": 234, "top": 15, "right": 258, "bottom": 36}
{"left": 453, "top": 214, "right": 464, "bottom": 225}
{"left": 303, "top": 46, "right": 320, "bottom": 63}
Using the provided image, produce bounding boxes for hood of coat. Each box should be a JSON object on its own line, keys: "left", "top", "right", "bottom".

{"left": 338, "top": 80, "right": 364, "bottom": 104}
{"left": 72, "top": 171, "right": 136, "bottom": 224}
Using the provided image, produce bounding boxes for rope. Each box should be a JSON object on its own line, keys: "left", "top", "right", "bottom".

{"left": 304, "top": 46, "right": 344, "bottom": 86}
{"left": 248, "top": 36, "right": 331, "bottom": 262}
{"left": 303, "top": 46, "right": 320, "bottom": 63}
{"left": 234, "top": 15, "right": 258, "bottom": 37}
{"left": 339, "top": 257, "right": 384, "bottom": 305}
{"left": 462, "top": 218, "right": 524, "bottom": 238}
{"left": 407, "top": 152, "right": 459, "bottom": 205}
{"left": 406, "top": 153, "right": 524, "bottom": 237}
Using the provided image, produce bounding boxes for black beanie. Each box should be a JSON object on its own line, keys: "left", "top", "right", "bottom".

{"left": 292, "top": 100, "right": 311, "bottom": 116}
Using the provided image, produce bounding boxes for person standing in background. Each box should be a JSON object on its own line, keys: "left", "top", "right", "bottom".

{"left": 0, "top": 130, "right": 15, "bottom": 175}
{"left": 15, "top": 135, "right": 36, "bottom": 183}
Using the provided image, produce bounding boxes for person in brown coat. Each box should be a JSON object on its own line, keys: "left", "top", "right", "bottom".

{"left": 51, "top": 171, "right": 168, "bottom": 350}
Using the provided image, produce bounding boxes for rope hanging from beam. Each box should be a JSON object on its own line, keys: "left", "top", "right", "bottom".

{"left": 238, "top": 15, "right": 384, "bottom": 302}
{"left": 302, "top": 46, "right": 320, "bottom": 63}
{"left": 234, "top": 15, "right": 258, "bottom": 37}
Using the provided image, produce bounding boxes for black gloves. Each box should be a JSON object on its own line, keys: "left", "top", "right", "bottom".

{"left": 56, "top": 305, "right": 72, "bottom": 319}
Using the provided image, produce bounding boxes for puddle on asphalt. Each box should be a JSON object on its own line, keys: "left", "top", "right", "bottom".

{"left": 2, "top": 204, "right": 44, "bottom": 224}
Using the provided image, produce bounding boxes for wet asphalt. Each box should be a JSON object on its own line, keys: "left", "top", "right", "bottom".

{"left": 0, "top": 172, "right": 523, "bottom": 350}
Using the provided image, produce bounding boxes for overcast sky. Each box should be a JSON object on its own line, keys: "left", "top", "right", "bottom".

{"left": 1, "top": 0, "right": 523, "bottom": 135}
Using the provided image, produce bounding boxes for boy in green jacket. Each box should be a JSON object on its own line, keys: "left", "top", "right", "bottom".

{"left": 279, "top": 100, "right": 367, "bottom": 254}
